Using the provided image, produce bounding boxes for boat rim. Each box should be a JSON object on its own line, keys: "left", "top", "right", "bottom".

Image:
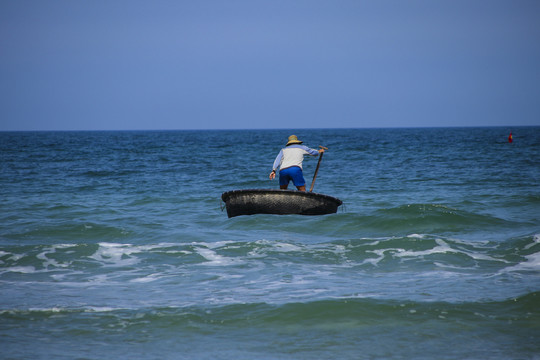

{"left": 221, "top": 188, "right": 343, "bottom": 205}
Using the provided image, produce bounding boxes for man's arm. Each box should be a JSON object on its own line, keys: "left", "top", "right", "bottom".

{"left": 270, "top": 150, "right": 283, "bottom": 180}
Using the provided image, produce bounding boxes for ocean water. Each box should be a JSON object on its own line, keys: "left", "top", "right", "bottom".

{"left": 1, "top": 127, "right": 539, "bottom": 359}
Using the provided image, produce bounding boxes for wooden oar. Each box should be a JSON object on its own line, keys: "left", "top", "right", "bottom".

{"left": 309, "top": 146, "right": 328, "bottom": 192}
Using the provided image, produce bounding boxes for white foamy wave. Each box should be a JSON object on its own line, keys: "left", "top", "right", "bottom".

{"left": 88, "top": 243, "right": 141, "bottom": 267}
{"left": 1, "top": 306, "right": 125, "bottom": 315}
{"left": 433, "top": 262, "right": 476, "bottom": 270}
{"left": 28, "top": 307, "right": 65, "bottom": 313}
{"left": 130, "top": 273, "right": 167, "bottom": 283}
{"left": 393, "top": 238, "right": 507, "bottom": 264}
{"left": 524, "top": 234, "right": 540, "bottom": 250}
{"left": 195, "top": 246, "right": 243, "bottom": 266}
{"left": 273, "top": 242, "right": 303, "bottom": 252}
{"left": 1, "top": 266, "right": 36, "bottom": 274}
{"left": 362, "top": 249, "right": 392, "bottom": 266}
{"left": 502, "top": 251, "right": 540, "bottom": 273}
{"left": 394, "top": 238, "right": 455, "bottom": 258}
{"left": 246, "top": 239, "right": 304, "bottom": 258}
{"left": 190, "top": 241, "right": 235, "bottom": 249}
{"left": 84, "top": 306, "right": 120, "bottom": 312}
{"left": 37, "top": 248, "right": 69, "bottom": 269}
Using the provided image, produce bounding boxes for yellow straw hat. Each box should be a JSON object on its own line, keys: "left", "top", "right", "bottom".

{"left": 286, "top": 135, "right": 303, "bottom": 146}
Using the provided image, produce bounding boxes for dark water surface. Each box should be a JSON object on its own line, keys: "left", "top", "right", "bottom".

{"left": 1, "top": 127, "right": 539, "bottom": 359}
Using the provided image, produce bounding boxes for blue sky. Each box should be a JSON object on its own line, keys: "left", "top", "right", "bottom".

{"left": 1, "top": 0, "right": 539, "bottom": 131}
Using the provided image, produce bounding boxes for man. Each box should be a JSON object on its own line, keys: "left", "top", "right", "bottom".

{"left": 269, "top": 135, "right": 324, "bottom": 191}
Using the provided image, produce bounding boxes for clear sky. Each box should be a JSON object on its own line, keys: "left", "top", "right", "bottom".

{"left": 1, "top": 0, "right": 539, "bottom": 131}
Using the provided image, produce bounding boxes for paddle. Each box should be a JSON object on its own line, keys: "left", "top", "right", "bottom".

{"left": 309, "top": 146, "right": 328, "bottom": 192}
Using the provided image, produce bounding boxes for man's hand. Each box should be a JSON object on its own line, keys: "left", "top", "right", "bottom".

{"left": 269, "top": 170, "right": 276, "bottom": 180}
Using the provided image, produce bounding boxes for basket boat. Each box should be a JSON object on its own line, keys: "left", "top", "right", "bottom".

{"left": 221, "top": 189, "right": 343, "bottom": 218}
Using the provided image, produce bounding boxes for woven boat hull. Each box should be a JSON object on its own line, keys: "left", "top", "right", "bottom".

{"left": 221, "top": 189, "right": 343, "bottom": 218}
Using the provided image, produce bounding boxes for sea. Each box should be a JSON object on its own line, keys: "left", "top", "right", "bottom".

{"left": 1, "top": 127, "right": 539, "bottom": 359}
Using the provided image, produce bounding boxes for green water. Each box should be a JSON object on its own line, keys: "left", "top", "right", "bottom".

{"left": 1, "top": 128, "right": 539, "bottom": 359}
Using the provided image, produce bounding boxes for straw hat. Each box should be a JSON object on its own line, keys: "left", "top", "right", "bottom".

{"left": 286, "top": 135, "right": 303, "bottom": 146}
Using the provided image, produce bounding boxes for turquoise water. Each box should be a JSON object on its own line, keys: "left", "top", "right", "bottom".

{"left": 1, "top": 128, "right": 539, "bottom": 359}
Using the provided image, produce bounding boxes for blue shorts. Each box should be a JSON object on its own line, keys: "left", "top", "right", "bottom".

{"left": 279, "top": 166, "right": 306, "bottom": 187}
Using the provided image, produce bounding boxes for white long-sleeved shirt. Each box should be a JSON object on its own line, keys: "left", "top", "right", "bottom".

{"left": 272, "top": 145, "right": 319, "bottom": 171}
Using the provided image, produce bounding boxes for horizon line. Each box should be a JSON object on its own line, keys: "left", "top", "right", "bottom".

{"left": 0, "top": 124, "right": 533, "bottom": 133}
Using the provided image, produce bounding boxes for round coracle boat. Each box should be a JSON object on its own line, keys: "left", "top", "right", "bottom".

{"left": 221, "top": 189, "right": 343, "bottom": 218}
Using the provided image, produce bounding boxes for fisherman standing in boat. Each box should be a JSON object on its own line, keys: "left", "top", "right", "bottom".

{"left": 269, "top": 135, "right": 324, "bottom": 192}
